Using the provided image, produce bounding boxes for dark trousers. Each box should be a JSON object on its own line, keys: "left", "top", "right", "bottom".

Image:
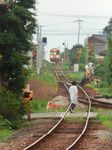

{"left": 70, "top": 103, "right": 76, "bottom": 110}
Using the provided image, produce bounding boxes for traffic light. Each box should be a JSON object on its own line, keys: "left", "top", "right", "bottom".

{"left": 42, "top": 37, "right": 47, "bottom": 44}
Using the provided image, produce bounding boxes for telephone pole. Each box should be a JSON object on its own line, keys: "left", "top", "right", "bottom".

{"left": 74, "top": 19, "right": 83, "bottom": 45}
{"left": 37, "top": 24, "right": 43, "bottom": 74}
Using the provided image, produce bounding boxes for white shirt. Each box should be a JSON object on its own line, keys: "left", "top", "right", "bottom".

{"left": 69, "top": 85, "right": 78, "bottom": 104}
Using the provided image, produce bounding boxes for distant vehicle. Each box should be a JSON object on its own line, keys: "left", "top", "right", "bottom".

{"left": 50, "top": 48, "right": 61, "bottom": 62}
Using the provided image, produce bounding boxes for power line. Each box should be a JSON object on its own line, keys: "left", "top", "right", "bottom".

{"left": 39, "top": 21, "right": 75, "bottom": 27}
{"left": 39, "top": 11, "right": 111, "bottom": 19}
{"left": 42, "top": 29, "right": 103, "bottom": 32}
{"left": 42, "top": 33, "right": 91, "bottom": 35}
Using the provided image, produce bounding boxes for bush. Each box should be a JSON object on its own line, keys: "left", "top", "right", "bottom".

{"left": 10, "top": 118, "right": 25, "bottom": 129}
{"left": 0, "top": 88, "right": 26, "bottom": 129}
{"left": 0, "top": 115, "right": 12, "bottom": 129}
{"left": 94, "top": 64, "right": 104, "bottom": 79}
{"left": 79, "top": 63, "right": 85, "bottom": 71}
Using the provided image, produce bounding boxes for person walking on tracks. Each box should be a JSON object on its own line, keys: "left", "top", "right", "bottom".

{"left": 69, "top": 80, "right": 78, "bottom": 113}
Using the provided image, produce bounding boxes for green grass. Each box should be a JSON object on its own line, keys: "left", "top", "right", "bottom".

{"left": 30, "top": 98, "right": 67, "bottom": 113}
{"left": 97, "top": 87, "right": 112, "bottom": 97}
{"left": 30, "top": 98, "right": 49, "bottom": 113}
{"left": 60, "top": 63, "right": 85, "bottom": 81}
{"left": 65, "top": 117, "right": 84, "bottom": 122}
{"left": 96, "top": 111, "right": 112, "bottom": 129}
{"left": 36, "top": 70, "right": 58, "bottom": 86}
{"left": 67, "top": 71, "right": 84, "bottom": 81}
{"left": 90, "top": 108, "right": 112, "bottom": 129}
{"left": 75, "top": 107, "right": 88, "bottom": 112}
{"left": 0, "top": 128, "right": 14, "bottom": 142}
{"left": 30, "top": 98, "right": 89, "bottom": 113}
{"left": 87, "top": 83, "right": 112, "bottom": 97}
{"left": 28, "top": 63, "right": 58, "bottom": 87}
{"left": 60, "top": 63, "right": 70, "bottom": 70}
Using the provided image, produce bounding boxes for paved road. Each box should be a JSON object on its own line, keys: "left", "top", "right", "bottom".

{"left": 24, "top": 112, "right": 97, "bottom": 120}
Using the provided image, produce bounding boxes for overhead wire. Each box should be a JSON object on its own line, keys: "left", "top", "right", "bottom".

{"left": 42, "top": 32, "right": 91, "bottom": 36}
{"left": 38, "top": 11, "right": 109, "bottom": 41}
{"left": 39, "top": 11, "right": 111, "bottom": 19}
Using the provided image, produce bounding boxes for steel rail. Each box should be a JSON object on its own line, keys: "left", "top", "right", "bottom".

{"left": 90, "top": 97, "right": 112, "bottom": 106}
{"left": 24, "top": 107, "right": 70, "bottom": 150}
{"left": 66, "top": 84, "right": 91, "bottom": 150}
{"left": 78, "top": 98, "right": 112, "bottom": 109}
{"left": 24, "top": 66, "right": 71, "bottom": 150}
{"left": 58, "top": 64, "right": 92, "bottom": 150}
{"left": 58, "top": 64, "right": 112, "bottom": 149}
{"left": 24, "top": 64, "right": 92, "bottom": 150}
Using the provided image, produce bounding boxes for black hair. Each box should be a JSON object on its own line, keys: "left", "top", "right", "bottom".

{"left": 72, "top": 80, "right": 76, "bottom": 85}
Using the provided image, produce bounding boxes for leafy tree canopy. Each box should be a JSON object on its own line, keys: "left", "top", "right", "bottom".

{"left": 103, "top": 37, "right": 112, "bottom": 87}
{"left": 103, "top": 18, "right": 112, "bottom": 36}
{"left": 69, "top": 44, "right": 86, "bottom": 65}
{"left": 0, "top": 0, "right": 36, "bottom": 93}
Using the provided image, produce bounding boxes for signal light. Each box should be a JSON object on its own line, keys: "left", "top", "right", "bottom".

{"left": 42, "top": 37, "right": 47, "bottom": 43}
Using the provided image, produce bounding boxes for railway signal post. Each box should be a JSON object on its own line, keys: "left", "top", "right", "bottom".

{"left": 23, "top": 83, "right": 33, "bottom": 121}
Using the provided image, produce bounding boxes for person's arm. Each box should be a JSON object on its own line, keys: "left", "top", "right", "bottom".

{"left": 68, "top": 86, "right": 70, "bottom": 93}
{"left": 76, "top": 87, "right": 78, "bottom": 98}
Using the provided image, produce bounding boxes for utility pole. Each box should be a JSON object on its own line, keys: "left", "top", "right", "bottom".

{"left": 86, "top": 43, "right": 89, "bottom": 65}
{"left": 62, "top": 42, "right": 69, "bottom": 63}
{"left": 37, "top": 25, "right": 43, "bottom": 74}
{"left": 63, "top": 41, "right": 66, "bottom": 62}
{"left": 37, "top": 25, "right": 47, "bottom": 75}
{"left": 74, "top": 19, "right": 83, "bottom": 45}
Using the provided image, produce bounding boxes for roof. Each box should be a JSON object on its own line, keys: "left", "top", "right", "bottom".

{"left": 89, "top": 34, "right": 107, "bottom": 43}
{"left": 50, "top": 48, "right": 59, "bottom": 52}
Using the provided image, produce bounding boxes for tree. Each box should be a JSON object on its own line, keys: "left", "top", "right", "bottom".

{"left": 103, "top": 18, "right": 112, "bottom": 87}
{"left": 103, "top": 37, "right": 112, "bottom": 87}
{"left": 0, "top": 0, "right": 36, "bottom": 94}
{"left": 88, "top": 49, "right": 96, "bottom": 64}
{"left": 103, "top": 18, "right": 112, "bottom": 36}
{"left": 69, "top": 44, "right": 86, "bottom": 65}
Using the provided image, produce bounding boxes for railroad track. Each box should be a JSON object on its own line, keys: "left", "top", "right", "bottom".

{"left": 24, "top": 64, "right": 112, "bottom": 149}
{"left": 24, "top": 64, "right": 92, "bottom": 150}
{"left": 56, "top": 64, "right": 112, "bottom": 109}
{"left": 78, "top": 97, "right": 112, "bottom": 109}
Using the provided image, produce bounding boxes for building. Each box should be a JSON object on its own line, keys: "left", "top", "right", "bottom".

{"left": 86, "top": 34, "right": 107, "bottom": 56}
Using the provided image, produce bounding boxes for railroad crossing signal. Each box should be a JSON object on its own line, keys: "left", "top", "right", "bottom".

{"left": 23, "top": 91, "right": 33, "bottom": 101}
{"left": 23, "top": 84, "right": 33, "bottom": 121}
{"left": 32, "top": 50, "right": 37, "bottom": 72}
{"left": 76, "top": 48, "right": 82, "bottom": 62}
{"left": 24, "top": 91, "right": 33, "bottom": 121}
{"left": 76, "top": 55, "right": 80, "bottom": 62}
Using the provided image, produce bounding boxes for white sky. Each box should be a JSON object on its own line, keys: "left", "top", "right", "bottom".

{"left": 35, "top": 0, "right": 112, "bottom": 60}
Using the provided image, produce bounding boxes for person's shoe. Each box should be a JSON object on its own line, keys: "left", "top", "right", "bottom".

{"left": 69, "top": 108, "right": 73, "bottom": 113}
